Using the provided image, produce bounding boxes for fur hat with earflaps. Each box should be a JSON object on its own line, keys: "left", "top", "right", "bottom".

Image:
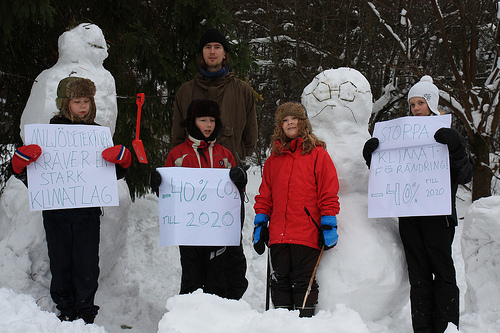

{"left": 55, "top": 77, "right": 97, "bottom": 123}
{"left": 180, "top": 99, "right": 223, "bottom": 142}
{"left": 271, "top": 102, "right": 324, "bottom": 155}
{"left": 275, "top": 102, "right": 313, "bottom": 134}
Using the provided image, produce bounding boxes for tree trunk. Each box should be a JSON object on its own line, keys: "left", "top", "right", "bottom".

{"left": 470, "top": 132, "right": 492, "bottom": 201}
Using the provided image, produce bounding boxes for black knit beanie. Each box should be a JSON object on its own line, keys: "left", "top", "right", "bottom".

{"left": 181, "top": 99, "right": 223, "bottom": 141}
{"left": 198, "top": 28, "right": 229, "bottom": 52}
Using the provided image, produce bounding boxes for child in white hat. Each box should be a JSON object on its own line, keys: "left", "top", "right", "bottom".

{"left": 362, "top": 76, "right": 475, "bottom": 332}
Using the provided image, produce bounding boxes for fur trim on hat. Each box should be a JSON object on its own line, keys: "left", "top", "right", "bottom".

{"left": 181, "top": 99, "right": 223, "bottom": 142}
{"left": 66, "top": 78, "right": 96, "bottom": 99}
{"left": 271, "top": 102, "right": 325, "bottom": 155}
{"left": 407, "top": 75, "right": 440, "bottom": 115}
{"left": 275, "top": 102, "right": 308, "bottom": 123}
{"left": 55, "top": 77, "right": 97, "bottom": 124}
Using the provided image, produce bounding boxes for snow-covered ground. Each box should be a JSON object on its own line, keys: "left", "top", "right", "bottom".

{"left": 1, "top": 179, "right": 500, "bottom": 333}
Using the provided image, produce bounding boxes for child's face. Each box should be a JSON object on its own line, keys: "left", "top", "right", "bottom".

{"left": 409, "top": 97, "right": 431, "bottom": 116}
{"left": 282, "top": 115, "right": 300, "bottom": 139}
{"left": 69, "top": 97, "right": 91, "bottom": 119}
{"left": 195, "top": 116, "right": 216, "bottom": 138}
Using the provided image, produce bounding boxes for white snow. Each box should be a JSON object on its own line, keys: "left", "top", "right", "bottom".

{"left": 1, "top": 23, "right": 500, "bottom": 333}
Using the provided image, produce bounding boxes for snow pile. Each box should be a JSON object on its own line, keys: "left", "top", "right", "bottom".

{"left": 461, "top": 195, "right": 500, "bottom": 314}
{"left": 0, "top": 287, "right": 106, "bottom": 333}
{"left": 158, "top": 290, "right": 370, "bottom": 333}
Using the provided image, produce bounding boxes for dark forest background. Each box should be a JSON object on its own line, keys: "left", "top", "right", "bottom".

{"left": 1, "top": 0, "right": 499, "bottom": 201}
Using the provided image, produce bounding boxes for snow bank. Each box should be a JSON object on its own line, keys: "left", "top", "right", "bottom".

{"left": 0, "top": 287, "right": 106, "bottom": 332}
{"left": 461, "top": 195, "right": 500, "bottom": 314}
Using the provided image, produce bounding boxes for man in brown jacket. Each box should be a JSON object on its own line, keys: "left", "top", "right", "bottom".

{"left": 172, "top": 28, "right": 258, "bottom": 167}
{"left": 172, "top": 28, "right": 258, "bottom": 300}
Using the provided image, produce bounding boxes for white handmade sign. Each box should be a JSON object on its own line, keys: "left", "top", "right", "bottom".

{"left": 157, "top": 167, "right": 241, "bottom": 247}
{"left": 368, "top": 115, "right": 452, "bottom": 218}
{"left": 24, "top": 124, "right": 119, "bottom": 211}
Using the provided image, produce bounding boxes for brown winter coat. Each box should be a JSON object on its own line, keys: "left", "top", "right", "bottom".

{"left": 172, "top": 72, "right": 258, "bottom": 166}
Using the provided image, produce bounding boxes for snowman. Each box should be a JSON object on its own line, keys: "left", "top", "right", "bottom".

{"left": 20, "top": 23, "right": 117, "bottom": 141}
{"left": 301, "top": 68, "right": 408, "bottom": 321}
{"left": 0, "top": 23, "right": 130, "bottom": 311}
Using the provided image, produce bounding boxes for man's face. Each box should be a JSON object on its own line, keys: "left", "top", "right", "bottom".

{"left": 202, "top": 42, "right": 226, "bottom": 72}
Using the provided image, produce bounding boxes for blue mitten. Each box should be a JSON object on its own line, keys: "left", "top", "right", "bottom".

{"left": 321, "top": 216, "right": 338, "bottom": 250}
{"left": 253, "top": 214, "right": 269, "bottom": 255}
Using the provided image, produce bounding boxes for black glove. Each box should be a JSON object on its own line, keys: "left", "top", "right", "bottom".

{"left": 150, "top": 170, "right": 162, "bottom": 193}
{"left": 254, "top": 224, "right": 269, "bottom": 255}
{"left": 434, "top": 128, "right": 462, "bottom": 154}
{"left": 362, "top": 138, "right": 379, "bottom": 167}
{"left": 229, "top": 166, "right": 247, "bottom": 191}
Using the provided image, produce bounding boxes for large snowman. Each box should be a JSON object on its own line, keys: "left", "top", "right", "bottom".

{"left": 20, "top": 23, "right": 117, "bottom": 141}
{"left": 0, "top": 23, "right": 130, "bottom": 312}
{"left": 301, "top": 68, "right": 408, "bottom": 321}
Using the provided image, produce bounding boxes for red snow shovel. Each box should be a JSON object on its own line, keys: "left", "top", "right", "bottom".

{"left": 132, "top": 93, "right": 148, "bottom": 163}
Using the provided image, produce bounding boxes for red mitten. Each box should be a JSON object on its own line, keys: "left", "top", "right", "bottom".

{"left": 12, "top": 145, "right": 42, "bottom": 174}
{"left": 102, "top": 145, "right": 132, "bottom": 168}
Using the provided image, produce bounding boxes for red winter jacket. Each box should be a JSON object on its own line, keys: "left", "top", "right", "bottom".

{"left": 164, "top": 136, "right": 235, "bottom": 169}
{"left": 254, "top": 138, "right": 340, "bottom": 249}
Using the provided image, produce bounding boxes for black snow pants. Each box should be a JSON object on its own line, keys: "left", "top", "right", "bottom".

{"left": 43, "top": 207, "right": 101, "bottom": 318}
{"left": 223, "top": 196, "right": 248, "bottom": 300}
{"left": 399, "top": 215, "right": 459, "bottom": 333}
{"left": 179, "top": 245, "right": 227, "bottom": 298}
{"left": 270, "top": 243, "right": 321, "bottom": 310}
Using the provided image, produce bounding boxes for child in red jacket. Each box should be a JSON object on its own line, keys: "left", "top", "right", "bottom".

{"left": 253, "top": 102, "right": 340, "bottom": 317}
{"left": 151, "top": 99, "right": 247, "bottom": 298}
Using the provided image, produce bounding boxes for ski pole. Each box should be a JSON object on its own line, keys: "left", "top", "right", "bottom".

{"left": 302, "top": 245, "right": 324, "bottom": 309}
{"left": 265, "top": 248, "right": 271, "bottom": 310}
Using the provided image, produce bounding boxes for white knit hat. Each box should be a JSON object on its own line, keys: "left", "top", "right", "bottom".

{"left": 407, "top": 75, "right": 440, "bottom": 115}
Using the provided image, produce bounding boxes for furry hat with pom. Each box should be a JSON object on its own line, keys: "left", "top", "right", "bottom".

{"left": 55, "top": 77, "right": 97, "bottom": 123}
{"left": 407, "top": 75, "right": 440, "bottom": 115}
{"left": 275, "top": 102, "right": 312, "bottom": 132}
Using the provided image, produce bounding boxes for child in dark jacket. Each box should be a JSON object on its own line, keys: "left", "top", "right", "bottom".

{"left": 150, "top": 99, "right": 247, "bottom": 298}
{"left": 253, "top": 102, "right": 340, "bottom": 317}
{"left": 11, "top": 76, "right": 131, "bottom": 324}
{"left": 363, "top": 76, "right": 475, "bottom": 332}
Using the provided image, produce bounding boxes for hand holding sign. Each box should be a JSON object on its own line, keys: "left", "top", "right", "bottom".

{"left": 24, "top": 124, "right": 119, "bottom": 211}
{"left": 12, "top": 145, "right": 42, "bottom": 174}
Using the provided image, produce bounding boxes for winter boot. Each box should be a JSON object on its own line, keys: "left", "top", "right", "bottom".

{"left": 299, "top": 306, "right": 316, "bottom": 318}
{"left": 78, "top": 313, "right": 96, "bottom": 324}
{"left": 57, "top": 310, "right": 76, "bottom": 322}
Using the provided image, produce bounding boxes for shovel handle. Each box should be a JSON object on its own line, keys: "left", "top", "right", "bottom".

{"left": 135, "top": 93, "right": 145, "bottom": 140}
